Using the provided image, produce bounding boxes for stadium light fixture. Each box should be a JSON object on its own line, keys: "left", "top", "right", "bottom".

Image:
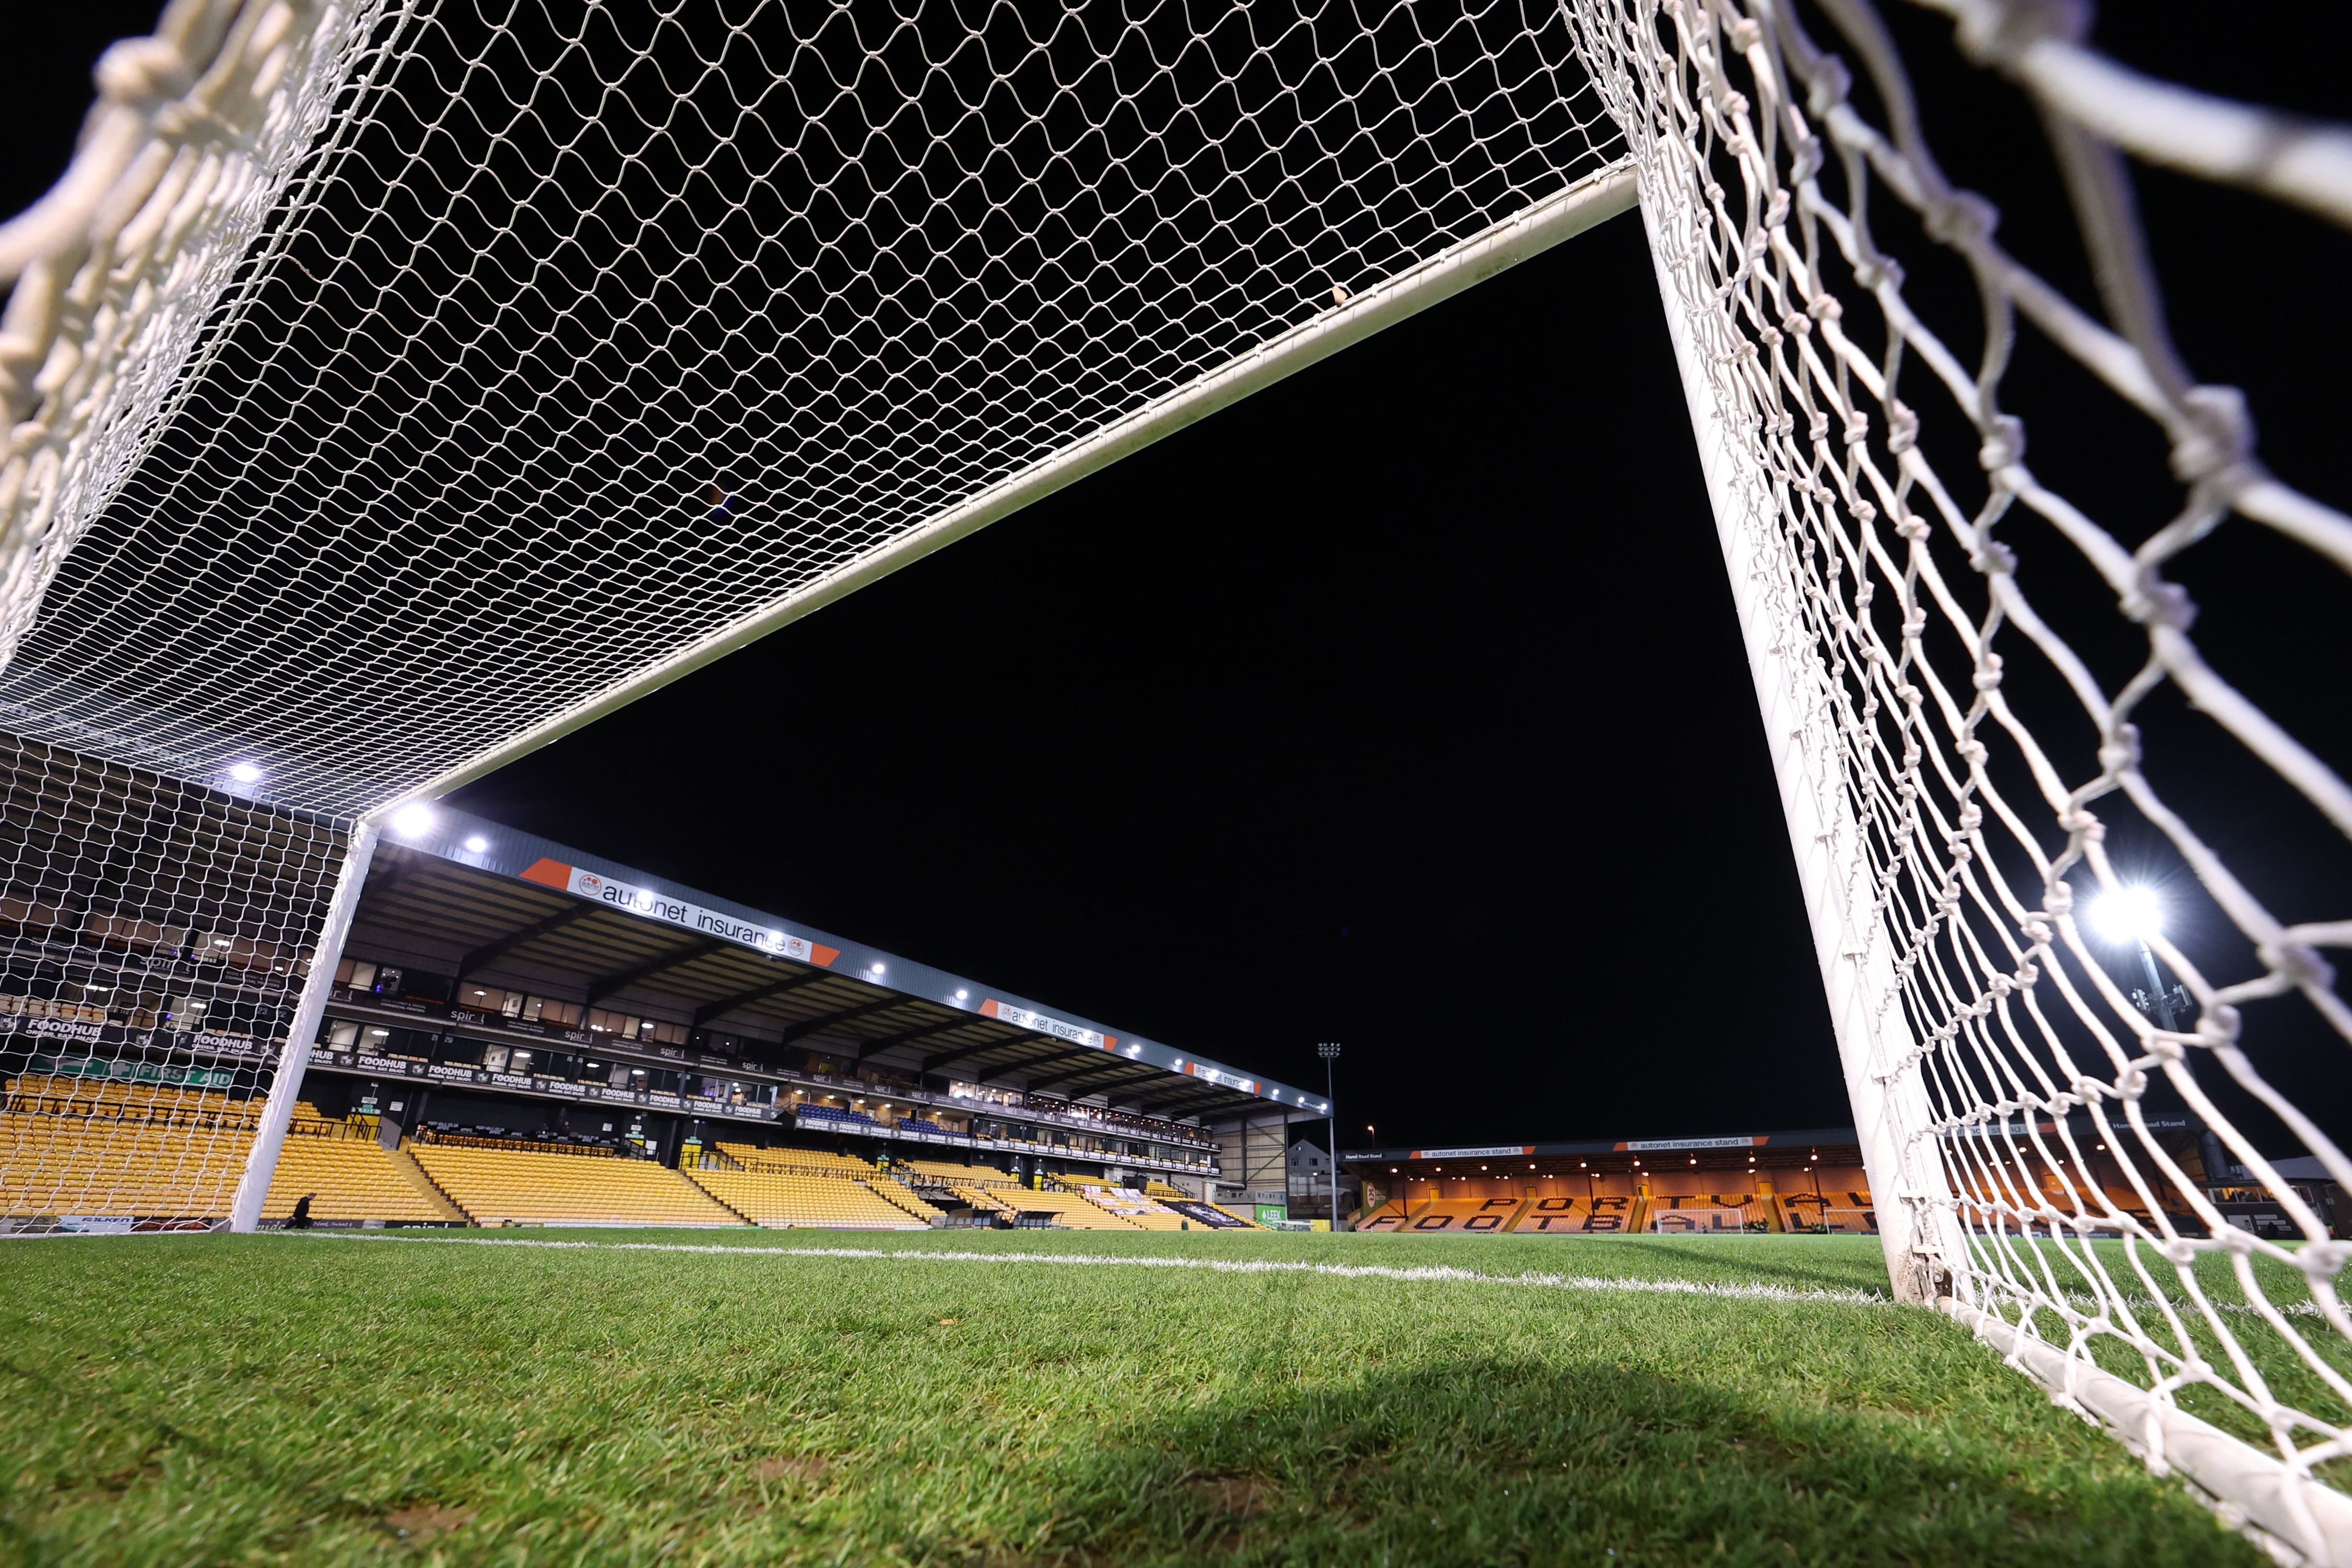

{"left": 463, "top": 834, "right": 489, "bottom": 852}
{"left": 955, "top": 989, "right": 969, "bottom": 1001}
{"left": 388, "top": 803, "right": 434, "bottom": 837}
{"left": 2088, "top": 884, "right": 2162, "bottom": 945}
{"left": 227, "top": 762, "right": 264, "bottom": 783}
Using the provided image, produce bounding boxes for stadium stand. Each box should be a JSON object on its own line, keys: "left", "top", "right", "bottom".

{"left": 261, "top": 1135, "right": 459, "bottom": 1225}
{"left": 985, "top": 1186, "right": 1136, "bottom": 1230}
{"left": 1082, "top": 1186, "right": 1189, "bottom": 1229}
{"left": 2, "top": 1073, "right": 455, "bottom": 1226}
{"left": 1511, "top": 1196, "right": 1641, "bottom": 1234}
{"left": 1161, "top": 1198, "right": 1256, "bottom": 1229}
{"left": 951, "top": 1184, "right": 1022, "bottom": 1220}
{"left": 411, "top": 1144, "right": 743, "bottom": 1227}
{"left": 1777, "top": 1192, "right": 1876, "bottom": 1234}
{"left": 905, "top": 1158, "right": 1019, "bottom": 1184}
{"left": 686, "top": 1167, "right": 931, "bottom": 1229}
{"left": 718, "top": 1143, "right": 876, "bottom": 1174}
{"left": 2, "top": 1114, "right": 248, "bottom": 1221}
{"left": 7, "top": 1072, "right": 266, "bottom": 1125}
{"left": 794, "top": 1104, "right": 880, "bottom": 1132}
{"left": 1388, "top": 1196, "right": 1525, "bottom": 1234}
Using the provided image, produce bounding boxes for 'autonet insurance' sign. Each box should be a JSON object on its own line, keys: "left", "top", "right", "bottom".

{"left": 519, "top": 858, "right": 840, "bottom": 966}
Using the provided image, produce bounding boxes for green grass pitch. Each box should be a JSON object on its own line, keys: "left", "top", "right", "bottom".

{"left": 0, "top": 1229, "right": 2266, "bottom": 1566}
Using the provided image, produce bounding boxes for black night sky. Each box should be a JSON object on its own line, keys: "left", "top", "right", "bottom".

{"left": 11, "top": 4, "right": 2349, "bottom": 1153}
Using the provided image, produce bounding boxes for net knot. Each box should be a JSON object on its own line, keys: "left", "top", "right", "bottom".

{"left": 1853, "top": 253, "right": 1904, "bottom": 291}
{"left": 1843, "top": 418, "right": 1870, "bottom": 447}
{"left": 1728, "top": 17, "right": 1762, "bottom": 51}
{"left": 1924, "top": 191, "right": 1998, "bottom": 246}
{"left": 2170, "top": 385, "right": 2253, "bottom": 485}
{"left": 1886, "top": 401, "right": 1919, "bottom": 453}
{"left": 1978, "top": 414, "right": 2026, "bottom": 470}
{"left": 2119, "top": 574, "right": 2195, "bottom": 630}
{"left": 95, "top": 36, "right": 196, "bottom": 111}
{"left": 2096, "top": 727, "right": 2141, "bottom": 776}
{"left": 1781, "top": 310, "right": 1811, "bottom": 338}
{"left": 1804, "top": 55, "right": 1852, "bottom": 119}
{"left": 2195, "top": 1004, "right": 2241, "bottom": 1048}
{"left": 1790, "top": 135, "right": 1825, "bottom": 183}
{"left": 1807, "top": 294, "right": 1841, "bottom": 323}
{"left": 2258, "top": 940, "right": 2336, "bottom": 995}
{"left": 1896, "top": 513, "right": 1930, "bottom": 542}
{"left": 1970, "top": 538, "right": 2016, "bottom": 575}
{"left": 1971, "top": 654, "right": 2005, "bottom": 692}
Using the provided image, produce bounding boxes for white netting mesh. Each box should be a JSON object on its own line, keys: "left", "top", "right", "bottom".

{"left": 0, "top": 0, "right": 1621, "bottom": 813}
{"left": 0, "top": 0, "right": 388, "bottom": 673}
{"left": 1571, "top": 0, "right": 2352, "bottom": 1548}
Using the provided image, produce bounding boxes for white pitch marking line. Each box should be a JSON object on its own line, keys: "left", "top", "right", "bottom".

{"left": 289, "top": 1230, "right": 1892, "bottom": 1306}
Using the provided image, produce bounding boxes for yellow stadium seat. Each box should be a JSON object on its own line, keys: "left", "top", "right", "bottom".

{"left": 411, "top": 1144, "right": 743, "bottom": 1227}
{"left": 685, "top": 1167, "right": 934, "bottom": 1229}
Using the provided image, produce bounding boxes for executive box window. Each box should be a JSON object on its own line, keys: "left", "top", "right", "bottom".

{"left": 482, "top": 1044, "right": 538, "bottom": 1075}
{"left": 332, "top": 958, "right": 454, "bottom": 1004}
{"left": 584, "top": 1007, "right": 688, "bottom": 1046}
{"left": 325, "top": 1020, "right": 430, "bottom": 1060}
{"left": 334, "top": 958, "right": 395, "bottom": 994}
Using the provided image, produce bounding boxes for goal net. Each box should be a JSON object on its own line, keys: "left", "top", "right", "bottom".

{"left": 1571, "top": 0, "right": 2352, "bottom": 1554}
{"left": 3, "top": 0, "right": 2350, "bottom": 1552}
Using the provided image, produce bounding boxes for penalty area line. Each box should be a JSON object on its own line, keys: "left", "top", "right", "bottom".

{"left": 287, "top": 1230, "right": 1892, "bottom": 1306}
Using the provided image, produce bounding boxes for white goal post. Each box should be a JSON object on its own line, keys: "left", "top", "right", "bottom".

{"left": 3, "top": 0, "right": 2351, "bottom": 1557}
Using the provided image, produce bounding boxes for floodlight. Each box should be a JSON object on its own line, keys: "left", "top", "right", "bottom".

{"left": 227, "top": 761, "right": 264, "bottom": 783}
{"left": 2088, "top": 885, "right": 2162, "bottom": 944}
{"left": 388, "top": 803, "right": 434, "bottom": 837}
{"left": 463, "top": 834, "right": 489, "bottom": 852}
